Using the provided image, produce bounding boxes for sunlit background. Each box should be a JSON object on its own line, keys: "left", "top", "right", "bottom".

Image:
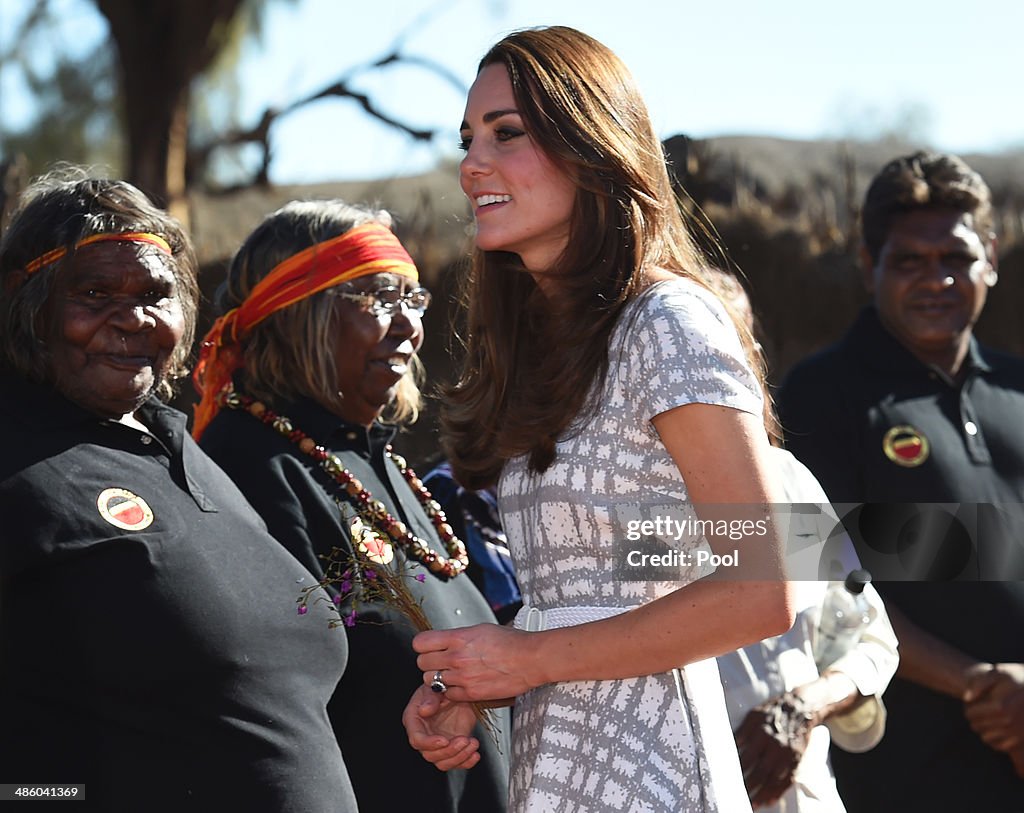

{"left": 3, "top": 0, "right": 1021, "bottom": 185}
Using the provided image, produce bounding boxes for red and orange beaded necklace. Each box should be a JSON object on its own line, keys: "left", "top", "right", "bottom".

{"left": 221, "top": 391, "right": 468, "bottom": 579}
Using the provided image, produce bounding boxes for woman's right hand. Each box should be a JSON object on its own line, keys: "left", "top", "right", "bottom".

{"left": 402, "top": 684, "right": 482, "bottom": 771}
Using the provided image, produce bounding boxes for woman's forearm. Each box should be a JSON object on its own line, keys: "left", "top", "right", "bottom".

{"left": 526, "top": 578, "right": 794, "bottom": 687}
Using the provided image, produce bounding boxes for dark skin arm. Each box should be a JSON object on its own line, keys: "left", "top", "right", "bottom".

{"left": 885, "top": 602, "right": 990, "bottom": 698}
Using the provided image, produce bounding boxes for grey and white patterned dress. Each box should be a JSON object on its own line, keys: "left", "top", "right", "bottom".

{"left": 500, "top": 278, "right": 762, "bottom": 813}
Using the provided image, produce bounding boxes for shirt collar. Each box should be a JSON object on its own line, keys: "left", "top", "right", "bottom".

{"left": 964, "top": 334, "right": 993, "bottom": 374}
{"left": 850, "top": 306, "right": 992, "bottom": 378}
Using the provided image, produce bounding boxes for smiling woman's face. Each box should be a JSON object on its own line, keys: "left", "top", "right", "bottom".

{"left": 325, "top": 271, "right": 424, "bottom": 427}
{"left": 458, "top": 62, "right": 578, "bottom": 282}
{"left": 48, "top": 242, "right": 185, "bottom": 419}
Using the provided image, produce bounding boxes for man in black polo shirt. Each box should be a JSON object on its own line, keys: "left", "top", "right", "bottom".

{"left": 779, "top": 152, "right": 1024, "bottom": 812}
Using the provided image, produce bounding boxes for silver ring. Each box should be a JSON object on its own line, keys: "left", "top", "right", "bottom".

{"left": 430, "top": 670, "right": 448, "bottom": 694}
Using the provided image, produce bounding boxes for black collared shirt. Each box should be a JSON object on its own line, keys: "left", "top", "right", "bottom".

{"left": 781, "top": 305, "right": 1024, "bottom": 580}
{"left": 781, "top": 306, "right": 1024, "bottom": 506}
{"left": 778, "top": 307, "right": 1024, "bottom": 811}
{"left": 200, "top": 396, "right": 510, "bottom": 813}
{"left": 0, "top": 373, "right": 355, "bottom": 812}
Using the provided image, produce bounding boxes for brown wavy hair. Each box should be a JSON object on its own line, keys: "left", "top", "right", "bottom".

{"left": 0, "top": 166, "right": 198, "bottom": 401}
{"left": 443, "top": 26, "right": 766, "bottom": 488}
{"left": 861, "top": 151, "right": 994, "bottom": 264}
{"left": 217, "top": 199, "right": 423, "bottom": 423}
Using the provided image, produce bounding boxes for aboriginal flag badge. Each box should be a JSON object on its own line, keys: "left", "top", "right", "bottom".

{"left": 97, "top": 487, "right": 155, "bottom": 531}
{"left": 882, "top": 425, "right": 930, "bottom": 467}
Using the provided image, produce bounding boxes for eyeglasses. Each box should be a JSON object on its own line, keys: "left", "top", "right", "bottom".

{"left": 327, "top": 285, "right": 432, "bottom": 317}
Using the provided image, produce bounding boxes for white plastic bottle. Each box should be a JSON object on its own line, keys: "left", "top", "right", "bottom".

{"left": 814, "top": 568, "right": 876, "bottom": 670}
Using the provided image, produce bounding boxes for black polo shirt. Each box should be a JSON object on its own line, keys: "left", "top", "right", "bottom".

{"left": 781, "top": 307, "right": 1024, "bottom": 502}
{"left": 200, "top": 397, "right": 510, "bottom": 813}
{"left": 0, "top": 373, "right": 355, "bottom": 813}
{"left": 778, "top": 307, "right": 1024, "bottom": 811}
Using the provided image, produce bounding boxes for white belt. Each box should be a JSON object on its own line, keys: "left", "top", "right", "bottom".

{"left": 513, "top": 604, "right": 638, "bottom": 631}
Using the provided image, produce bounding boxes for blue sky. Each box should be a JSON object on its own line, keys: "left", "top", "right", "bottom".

{"left": 3, "top": 0, "right": 1022, "bottom": 183}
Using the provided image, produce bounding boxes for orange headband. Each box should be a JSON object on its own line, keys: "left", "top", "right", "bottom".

{"left": 22, "top": 232, "right": 172, "bottom": 276}
{"left": 191, "top": 222, "right": 418, "bottom": 439}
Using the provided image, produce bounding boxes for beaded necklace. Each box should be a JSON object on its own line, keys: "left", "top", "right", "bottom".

{"left": 221, "top": 391, "right": 468, "bottom": 579}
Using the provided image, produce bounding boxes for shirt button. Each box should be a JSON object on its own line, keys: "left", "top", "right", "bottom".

{"left": 965, "top": 421, "right": 978, "bottom": 436}
{"left": 140, "top": 435, "right": 153, "bottom": 445}
{"left": 454, "top": 608, "right": 463, "bottom": 616}
{"left": 346, "top": 432, "right": 357, "bottom": 441}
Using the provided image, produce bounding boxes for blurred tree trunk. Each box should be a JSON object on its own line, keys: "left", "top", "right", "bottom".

{"left": 1, "top": 156, "right": 29, "bottom": 235}
{"left": 95, "top": 0, "right": 246, "bottom": 225}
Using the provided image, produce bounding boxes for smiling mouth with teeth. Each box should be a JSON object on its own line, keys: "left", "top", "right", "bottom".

{"left": 475, "top": 194, "right": 512, "bottom": 207}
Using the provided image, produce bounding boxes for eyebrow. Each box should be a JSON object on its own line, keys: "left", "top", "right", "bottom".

{"left": 348, "top": 273, "right": 406, "bottom": 290}
{"left": 459, "top": 108, "right": 520, "bottom": 130}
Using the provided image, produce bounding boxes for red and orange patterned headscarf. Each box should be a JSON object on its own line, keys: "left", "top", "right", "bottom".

{"left": 191, "top": 222, "right": 417, "bottom": 439}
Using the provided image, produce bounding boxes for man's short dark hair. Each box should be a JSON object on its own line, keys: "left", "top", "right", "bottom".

{"left": 861, "top": 151, "right": 994, "bottom": 263}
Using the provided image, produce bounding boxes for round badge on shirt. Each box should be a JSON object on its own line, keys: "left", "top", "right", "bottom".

{"left": 882, "top": 425, "right": 930, "bottom": 467}
{"left": 97, "top": 487, "right": 155, "bottom": 531}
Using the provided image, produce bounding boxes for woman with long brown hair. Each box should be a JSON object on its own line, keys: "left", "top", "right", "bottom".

{"left": 403, "top": 26, "right": 795, "bottom": 813}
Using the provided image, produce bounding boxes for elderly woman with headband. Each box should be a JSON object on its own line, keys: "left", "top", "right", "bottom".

{"left": 194, "top": 200, "right": 510, "bottom": 813}
{"left": 0, "top": 172, "right": 356, "bottom": 811}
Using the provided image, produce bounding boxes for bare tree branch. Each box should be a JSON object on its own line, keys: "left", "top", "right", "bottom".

{"left": 188, "top": 47, "right": 464, "bottom": 191}
{"left": 296, "top": 80, "right": 434, "bottom": 140}
{"left": 370, "top": 51, "right": 466, "bottom": 96}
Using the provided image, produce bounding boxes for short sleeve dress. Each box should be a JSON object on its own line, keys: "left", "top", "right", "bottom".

{"left": 499, "top": 278, "right": 763, "bottom": 813}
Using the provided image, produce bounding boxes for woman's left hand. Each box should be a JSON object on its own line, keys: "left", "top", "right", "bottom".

{"left": 414, "top": 623, "right": 538, "bottom": 702}
{"left": 402, "top": 684, "right": 482, "bottom": 771}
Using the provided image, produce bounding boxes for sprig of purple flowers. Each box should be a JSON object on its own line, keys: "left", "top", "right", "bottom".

{"left": 295, "top": 546, "right": 432, "bottom": 635}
